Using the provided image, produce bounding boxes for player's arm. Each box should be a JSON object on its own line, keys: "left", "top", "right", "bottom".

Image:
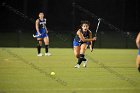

{"left": 44, "top": 19, "right": 48, "bottom": 33}
{"left": 77, "top": 30, "right": 96, "bottom": 42}
{"left": 45, "top": 27, "right": 48, "bottom": 33}
{"left": 136, "top": 32, "right": 140, "bottom": 48}
{"left": 35, "top": 19, "right": 41, "bottom": 35}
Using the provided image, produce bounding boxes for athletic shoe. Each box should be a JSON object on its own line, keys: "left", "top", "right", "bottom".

{"left": 45, "top": 52, "right": 51, "bottom": 56}
{"left": 74, "top": 64, "right": 80, "bottom": 68}
{"left": 83, "top": 60, "right": 88, "bottom": 67}
{"left": 37, "top": 53, "right": 43, "bottom": 56}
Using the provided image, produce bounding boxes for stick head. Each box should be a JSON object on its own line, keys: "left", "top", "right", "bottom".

{"left": 33, "top": 34, "right": 36, "bottom": 38}
{"left": 33, "top": 34, "right": 41, "bottom": 38}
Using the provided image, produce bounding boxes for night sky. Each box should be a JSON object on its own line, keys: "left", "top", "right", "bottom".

{"left": 0, "top": 0, "right": 140, "bottom": 32}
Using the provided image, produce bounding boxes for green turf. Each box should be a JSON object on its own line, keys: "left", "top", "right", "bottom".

{"left": 0, "top": 48, "right": 140, "bottom": 93}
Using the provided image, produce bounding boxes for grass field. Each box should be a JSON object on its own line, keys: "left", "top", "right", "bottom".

{"left": 0, "top": 48, "right": 140, "bottom": 93}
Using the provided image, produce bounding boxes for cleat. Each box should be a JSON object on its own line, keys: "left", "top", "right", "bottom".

{"left": 37, "top": 53, "right": 43, "bottom": 56}
{"left": 83, "top": 60, "right": 88, "bottom": 67}
{"left": 45, "top": 52, "right": 51, "bottom": 56}
{"left": 74, "top": 64, "right": 80, "bottom": 68}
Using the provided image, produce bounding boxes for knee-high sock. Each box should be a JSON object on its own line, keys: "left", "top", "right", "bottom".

{"left": 83, "top": 58, "right": 87, "bottom": 61}
{"left": 77, "top": 54, "right": 85, "bottom": 65}
{"left": 138, "top": 64, "right": 140, "bottom": 72}
{"left": 45, "top": 45, "right": 49, "bottom": 53}
{"left": 37, "top": 45, "right": 41, "bottom": 54}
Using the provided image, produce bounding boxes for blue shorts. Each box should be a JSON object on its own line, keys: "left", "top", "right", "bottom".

{"left": 73, "top": 39, "right": 80, "bottom": 47}
{"left": 73, "top": 39, "right": 89, "bottom": 47}
{"left": 138, "top": 49, "right": 140, "bottom": 55}
{"left": 36, "top": 28, "right": 48, "bottom": 38}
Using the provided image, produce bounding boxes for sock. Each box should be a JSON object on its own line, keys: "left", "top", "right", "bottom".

{"left": 77, "top": 57, "right": 82, "bottom": 65}
{"left": 77, "top": 54, "right": 85, "bottom": 65}
{"left": 45, "top": 45, "right": 49, "bottom": 53}
{"left": 37, "top": 45, "right": 41, "bottom": 54}
{"left": 138, "top": 64, "right": 140, "bottom": 72}
{"left": 83, "top": 58, "right": 87, "bottom": 61}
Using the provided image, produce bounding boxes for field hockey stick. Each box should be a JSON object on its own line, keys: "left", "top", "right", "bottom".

{"left": 91, "top": 18, "right": 101, "bottom": 52}
{"left": 33, "top": 34, "right": 41, "bottom": 38}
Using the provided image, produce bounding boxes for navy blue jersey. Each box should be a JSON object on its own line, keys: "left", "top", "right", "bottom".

{"left": 74, "top": 29, "right": 90, "bottom": 43}
{"left": 38, "top": 18, "right": 46, "bottom": 29}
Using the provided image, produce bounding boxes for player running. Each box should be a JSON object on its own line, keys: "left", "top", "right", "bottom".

{"left": 73, "top": 21, "right": 96, "bottom": 68}
{"left": 35, "top": 12, "right": 51, "bottom": 56}
{"left": 136, "top": 32, "right": 140, "bottom": 72}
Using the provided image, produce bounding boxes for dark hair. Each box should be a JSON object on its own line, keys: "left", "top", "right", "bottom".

{"left": 80, "top": 21, "right": 90, "bottom": 26}
{"left": 74, "top": 21, "right": 90, "bottom": 32}
{"left": 39, "top": 12, "right": 44, "bottom": 14}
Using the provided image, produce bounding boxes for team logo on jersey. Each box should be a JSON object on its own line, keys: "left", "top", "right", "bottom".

{"left": 39, "top": 21, "right": 46, "bottom": 25}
